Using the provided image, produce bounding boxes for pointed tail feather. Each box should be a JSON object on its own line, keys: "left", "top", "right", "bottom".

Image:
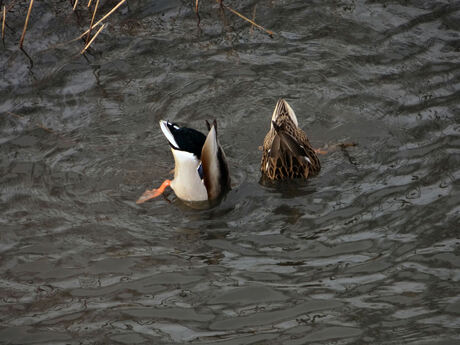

{"left": 271, "top": 99, "right": 299, "bottom": 128}
{"left": 201, "top": 122, "right": 230, "bottom": 200}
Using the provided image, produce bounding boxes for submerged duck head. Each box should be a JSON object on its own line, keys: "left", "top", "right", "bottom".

{"left": 261, "top": 99, "right": 321, "bottom": 181}
{"left": 136, "top": 120, "right": 230, "bottom": 204}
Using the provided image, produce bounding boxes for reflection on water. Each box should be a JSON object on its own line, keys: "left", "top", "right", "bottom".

{"left": 1, "top": 0, "right": 460, "bottom": 344}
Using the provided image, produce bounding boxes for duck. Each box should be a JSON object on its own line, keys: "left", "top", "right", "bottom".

{"left": 260, "top": 99, "right": 321, "bottom": 180}
{"left": 136, "top": 119, "right": 231, "bottom": 204}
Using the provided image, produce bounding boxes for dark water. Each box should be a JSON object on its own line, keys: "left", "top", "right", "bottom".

{"left": 1, "top": 0, "right": 460, "bottom": 344}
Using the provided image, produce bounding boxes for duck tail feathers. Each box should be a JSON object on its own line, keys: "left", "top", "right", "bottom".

{"left": 201, "top": 121, "right": 231, "bottom": 200}
{"left": 271, "top": 99, "right": 299, "bottom": 128}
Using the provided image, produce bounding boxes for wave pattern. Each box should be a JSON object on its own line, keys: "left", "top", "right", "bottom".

{"left": 1, "top": 0, "right": 460, "bottom": 344}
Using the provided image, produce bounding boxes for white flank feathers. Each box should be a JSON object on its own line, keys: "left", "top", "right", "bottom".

{"left": 170, "top": 148, "right": 208, "bottom": 201}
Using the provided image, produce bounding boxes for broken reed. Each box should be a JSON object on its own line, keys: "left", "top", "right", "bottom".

{"left": 9, "top": 0, "right": 273, "bottom": 54}
{"left": 19, "top": 0, "right": 34, "bottom": 49}
{"left": 2, "top": 5, "right": 5, "bottom": 43}
{"left": 85, "top": 0, "right": 99, "bottom": 45}
{"left": 220, "top": 2, "right": 273, "bottom": 37}
{"left": 80, "top": 22, "right": 105, "bottom": 54}
{"left": 77, "top": 0, "right": 126, "bottom": 40}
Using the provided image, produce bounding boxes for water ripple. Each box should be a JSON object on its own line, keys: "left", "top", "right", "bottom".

{"left": 1, "top": 0, "right": 459, "bottom": 344}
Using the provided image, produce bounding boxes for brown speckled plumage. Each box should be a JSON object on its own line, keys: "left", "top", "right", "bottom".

{"left": 261, "top": 99, "right": 320, "bottom": 180}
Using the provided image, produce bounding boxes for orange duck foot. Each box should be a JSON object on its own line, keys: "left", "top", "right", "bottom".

{"left": 136, "top": 179, "right": 171, "bottom": 204}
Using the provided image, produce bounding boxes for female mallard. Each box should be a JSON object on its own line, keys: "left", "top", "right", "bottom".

{"left": 136, "top": 120, "right": 231, "bottom": 204}
{"left": 261, "top": 99, "right": 321, "bottom": 180}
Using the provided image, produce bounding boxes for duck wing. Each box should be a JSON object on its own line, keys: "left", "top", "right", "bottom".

{"left": 266, "top": 121, "right": 319, "bottom": 179}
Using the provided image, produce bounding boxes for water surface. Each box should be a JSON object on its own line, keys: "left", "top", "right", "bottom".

{"left": 1, "top": 0, "right": 460, "bottom": 344}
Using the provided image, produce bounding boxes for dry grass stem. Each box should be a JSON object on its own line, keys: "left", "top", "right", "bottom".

{"left": 78, "top": 0, "right": 126, "bottom": 39}
{"left": 194, "top": 0, "right": 201, "bottom": 26}
{"left": 250, "top": 4, "right": 257, "bottom": 34}
{"left": 36, "top": 122, "right": 54, "bottom": 133}
{"left": 86, "top": 0, "right": 99, "bottom": 44}
{"left": 339, "top": 142, "right": 358, "bottom": 149}
{"left": 19, "top": 0, "right": 34, "bottom": 48}
{"left": 2, "top": 5, "right": 6, "bottom": 42}
{"left": 80, "top": 22, "right": 105, "bottom": 54}
{"left": 223, "top": 4, "right": 273, "bottom": 37}
{"left": 73, "top": 0, "right": 79, "bottom": 11}
{"left": 7, "top": 112, "right": 23, "bottom": 120}
{"left": 87, "top": 0, "right": 92, "bottom": 7}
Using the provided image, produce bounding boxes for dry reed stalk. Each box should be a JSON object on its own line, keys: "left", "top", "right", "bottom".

{"left": 250, "top": 4, "right": 256, "bottom": 34}
{"left": 7, "top": 111, "right": 23, "bottom": 120}
{"left": 217, "top": 0, "right": 227, "bottom": 28}
{"left": 315, "top": 142, "right": 358, "bottom": 155}
{"left": 80, "top": 22, "right": 105, "bottom": 54}
{"left": 36, "top": 122, "right": 54, "bottom": 133}
{"left": 86, "top": 0, "right": 99, "bottom": 44}
{"left": 194, "top": 0, "right": 201, "bottom": 26}
{"left": 2, "top": 5, "right": 5, "bottom": 42}
{"left": 222, "top": 3, "right": 273, "bottom": 37}
{"left": 87, "top": 0, "right": 92, "bottom": 7}
{"left": 339, "top": 142, "right": 358, "bottom": 149}
{"left": 77, "top": 0, "right": 126, "bottom": 39}
{"left": 73, "top": 0, "right": 79, "bottom": 11}
{"left": 19, "top": 0, "right": 34, "bottom": 48}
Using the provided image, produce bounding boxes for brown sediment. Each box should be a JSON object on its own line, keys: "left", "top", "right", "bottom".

{"left": 86, "top": 0, "right": 99, "bottom": 45}
{"left": 19, "top": 0, "right": 34, "bottom": 49}
{"left": 80, "top": 22, "right": 105, "bottom": 54}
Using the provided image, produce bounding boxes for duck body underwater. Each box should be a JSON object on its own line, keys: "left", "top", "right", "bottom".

{"left": 137, "top": 99, "right": 328, "bottom": 206}
{"left": 136, "top": 120, "right": 231, "bottom": 204}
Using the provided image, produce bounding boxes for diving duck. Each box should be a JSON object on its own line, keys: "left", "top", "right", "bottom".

{"left": 136, "top": 119, "right": 231, "bottom": 204}
{"left": 261, "top": 99, "right": 321, "bottom": 180}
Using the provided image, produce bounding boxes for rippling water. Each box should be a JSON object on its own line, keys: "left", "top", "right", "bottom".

{"left": 1, "top": 0, "right": 460, "bottom": 344}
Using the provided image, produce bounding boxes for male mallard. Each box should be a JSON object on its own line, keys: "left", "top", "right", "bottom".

{"left": 136, "top": 120, "right": 231, "bottom": 204}
{"left": 261, "top": 99, "right": 321, "bottom": 180}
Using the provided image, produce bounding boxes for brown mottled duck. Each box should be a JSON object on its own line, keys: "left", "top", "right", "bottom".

{"left": 261, "top": 99, "right": 321, "bottom": 180}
